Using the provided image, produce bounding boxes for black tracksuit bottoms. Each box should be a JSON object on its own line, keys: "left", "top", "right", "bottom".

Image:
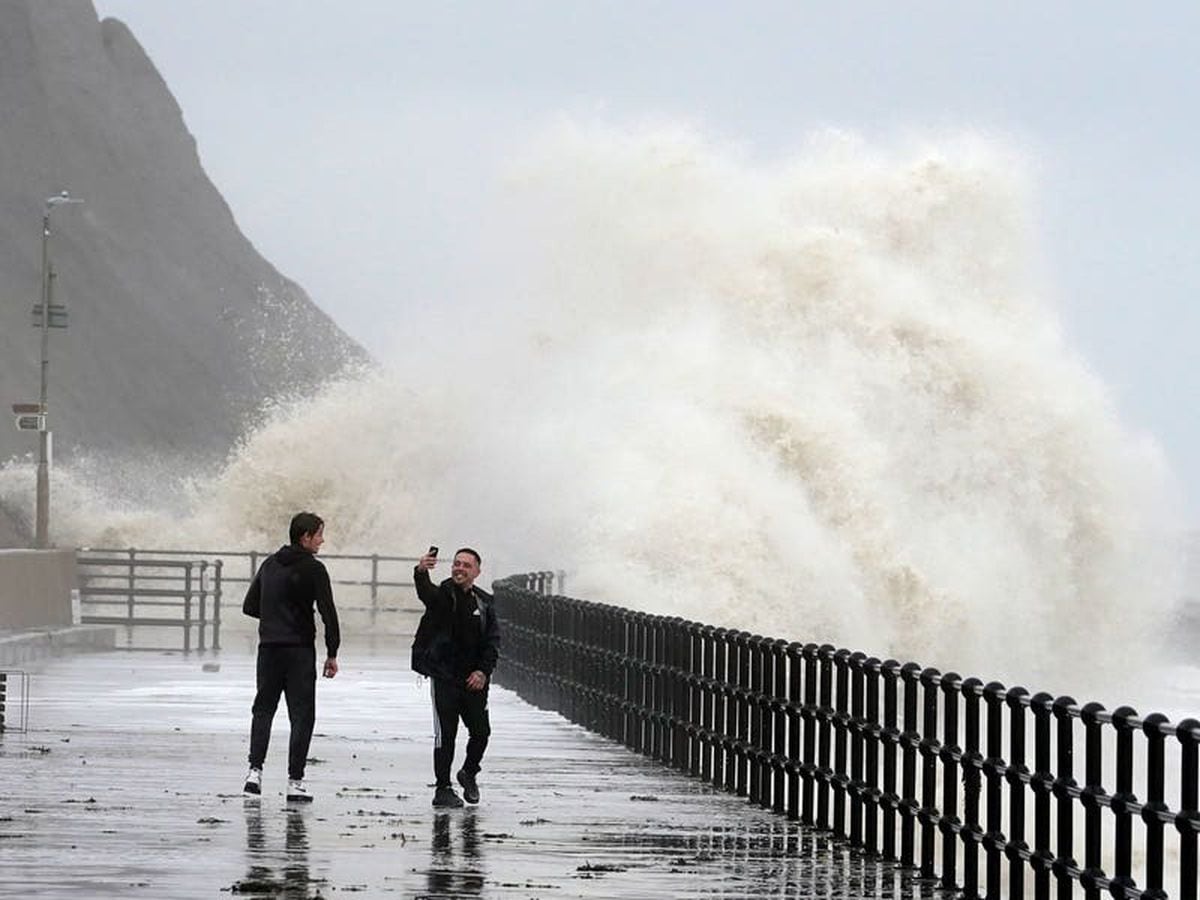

{"left": 432, "top": 677, "right": 491, "bottom": 787}
{"left": 248, "top": 644, "right": 316, "bottom": 780}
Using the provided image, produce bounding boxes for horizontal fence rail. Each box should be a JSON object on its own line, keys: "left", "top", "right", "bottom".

{"left": 78, "top": 548, "right": 422, "bottom": 626}
{"left": 76, "top": 554, "right": 221, "bottom": 652}
{"left": 492, "top": 574, "right": 1200, "bottom": 900}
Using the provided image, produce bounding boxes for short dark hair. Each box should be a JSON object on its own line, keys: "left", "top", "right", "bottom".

{"left": 290, "top": 511, "right": 324, "bottom": 544}
{"left": 455, "top": 547, "right": 481, "bottom": 566}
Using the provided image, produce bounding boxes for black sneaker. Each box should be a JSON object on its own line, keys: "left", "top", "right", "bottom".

{"left": 432, "top": 785, "right": 464, "bottom": 809}
{"left": 456, "top": 770, "right": 480, "bottom": 804}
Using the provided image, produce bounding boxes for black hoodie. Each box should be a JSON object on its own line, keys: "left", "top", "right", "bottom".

{"left": 243, "top": 544, "right": 340, "bottom": 658}
{"left": 410, "top": 568, "right": 499, "bottom": 683}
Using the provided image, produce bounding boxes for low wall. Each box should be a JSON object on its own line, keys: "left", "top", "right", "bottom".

{"left": 0, "top": 549, "right": 77, "bottom": 629}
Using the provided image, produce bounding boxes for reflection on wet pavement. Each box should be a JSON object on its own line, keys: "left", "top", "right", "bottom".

{"left": 0, "top": 651, "right": 955, "bottom": 898}
{"left": 422, "top": 810, "right": 485, "bottom": 897}
{"left": 237, "top": 800, "right": 317, "bottom": 898}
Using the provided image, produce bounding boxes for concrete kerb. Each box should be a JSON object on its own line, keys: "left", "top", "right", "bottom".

{"left": 0, "top": 625, "right": 116, "bottom": 666}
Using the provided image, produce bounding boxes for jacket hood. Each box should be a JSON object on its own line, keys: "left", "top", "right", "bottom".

{"left": 275, "top": 544, "right": 312, "bottom": 566}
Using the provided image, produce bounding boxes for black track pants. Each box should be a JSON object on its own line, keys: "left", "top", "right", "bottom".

{"left": 431, "top": 677, "right": 490, "bottom": 787}
{"left": 248, "top": 644, "right": 316, "bottom": 780}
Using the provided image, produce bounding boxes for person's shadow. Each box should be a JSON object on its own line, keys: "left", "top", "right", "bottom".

{"left": 425, "top": 810, "right": 485, "bottom": 897}
{"left": 239, "top": 799, "right": 313, "bottom": 896}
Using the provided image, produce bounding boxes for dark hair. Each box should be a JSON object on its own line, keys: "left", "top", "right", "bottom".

{"left": 290, "top": 511, "right": 324, "bottom": 545}
{"left": 455, "top": 547, "right": 481, "bottom": 566}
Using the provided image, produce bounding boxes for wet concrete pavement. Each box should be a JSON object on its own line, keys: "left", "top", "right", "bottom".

{"left": 0, "top": 649, "right": 955, "bottom": 898}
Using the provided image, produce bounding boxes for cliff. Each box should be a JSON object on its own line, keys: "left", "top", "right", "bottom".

{"left": 0, "top": 1, "right": 369, "bottom": 543}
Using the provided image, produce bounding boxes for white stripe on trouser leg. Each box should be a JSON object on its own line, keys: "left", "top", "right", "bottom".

{"left": 430, "top": 679, "right": 442, "bottom": 749}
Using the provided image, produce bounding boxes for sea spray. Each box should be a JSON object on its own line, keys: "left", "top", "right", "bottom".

{"left": 5, "top": 121, "right": 1181, "bottom": 704}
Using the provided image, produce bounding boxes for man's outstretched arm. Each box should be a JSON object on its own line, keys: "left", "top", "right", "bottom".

{"left": 413, "top": 551, "right": 440, "bottom": 607}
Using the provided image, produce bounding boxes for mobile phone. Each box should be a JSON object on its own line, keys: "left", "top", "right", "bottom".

{"left": 428, "top": 545, "right": 439, "bottom": 557}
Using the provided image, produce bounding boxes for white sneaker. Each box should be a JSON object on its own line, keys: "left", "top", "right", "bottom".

{"left": 243, "top": 767, "right": 262, "bottom": 795}
{"left": 286, "top": 779, "right": 312, "bottom": 802}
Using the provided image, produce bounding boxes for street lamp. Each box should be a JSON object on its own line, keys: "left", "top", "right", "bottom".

{"left": 34, "top": 190, "right": 83, "bottom": 549}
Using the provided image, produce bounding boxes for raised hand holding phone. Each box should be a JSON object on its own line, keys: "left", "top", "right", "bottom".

{"left": 417, "top": 545, "right": 439, "bottom": 570}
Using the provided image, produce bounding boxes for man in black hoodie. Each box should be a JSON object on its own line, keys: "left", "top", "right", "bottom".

{"left": 242, "top": 511, "right": 340, "bottom": 802}
{"left": 412, "top": 547, "right": 500, "bottom": 808}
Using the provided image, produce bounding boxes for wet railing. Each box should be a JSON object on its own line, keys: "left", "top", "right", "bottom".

{"left": 76, "top": 554, "right": 222, "bottom": 651}
{"left": 77, "top": 548, "right": 422, "bottom": 627}
{"left": 492, "top": 574, "right": 1200, "bottom": 900}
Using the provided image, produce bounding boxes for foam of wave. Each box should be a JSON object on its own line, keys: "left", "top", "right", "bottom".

{"left": 4, "top": 121, "right": 1183, "bottom": 703}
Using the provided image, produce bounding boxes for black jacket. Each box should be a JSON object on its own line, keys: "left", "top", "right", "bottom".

{"left": 410, "top": 568, "right": 500, "bottom": 683}
{"left": 243, "top": 544, "right": 341, "bottom": 658}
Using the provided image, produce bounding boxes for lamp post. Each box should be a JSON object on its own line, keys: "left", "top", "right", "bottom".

{"left": 34, "top": 190, "right": 83, "bottom": 549}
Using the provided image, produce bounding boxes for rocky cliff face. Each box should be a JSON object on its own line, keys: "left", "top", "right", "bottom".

{"left": 0, "top": 1, "right": 368, "bottom": 543}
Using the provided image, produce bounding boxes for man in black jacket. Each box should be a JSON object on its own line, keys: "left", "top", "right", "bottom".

{"left": 242, "top": 511, "right": 340, "bottom": 802}
{"left": 412, "top": 547, "right": 500, "bottom": 808}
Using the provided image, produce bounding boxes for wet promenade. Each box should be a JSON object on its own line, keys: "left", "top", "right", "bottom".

{"left": 0, "top": 648, "right": 954, "bottom": 898}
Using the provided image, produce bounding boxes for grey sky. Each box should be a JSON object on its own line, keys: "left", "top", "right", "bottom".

{"left": 93, "top": 0, "right": 1200, "bottom": 521}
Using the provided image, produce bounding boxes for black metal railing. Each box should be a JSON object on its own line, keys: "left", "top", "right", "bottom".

{"left": 492, "top": 574, "right": 1200, "bottom": 900}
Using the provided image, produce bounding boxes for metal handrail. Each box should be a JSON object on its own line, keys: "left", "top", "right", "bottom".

{"left": 78, "top": 548, "right": 422, "bottom": 624}
{"left": 76, "top": 555, "right": 218, "bottom": 652}
{"left": 493, "top": 574, "right": 1200, "bottom": 900}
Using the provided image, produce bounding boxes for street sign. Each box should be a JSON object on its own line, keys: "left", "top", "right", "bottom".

{"left": 31, "top": 303, "right": 68, "bottom": 328}
{"left": 14, "top": 414, "right": 45, "bottom": 431}
{"left": 11, "top": 403, "right": 41, "bottom": 414}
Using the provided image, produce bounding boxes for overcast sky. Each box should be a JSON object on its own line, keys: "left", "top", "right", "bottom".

{"left": 93, "top": 0, "right": 1200, "bottom": 523}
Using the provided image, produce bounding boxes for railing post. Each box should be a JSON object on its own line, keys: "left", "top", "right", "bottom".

{"left": 1141, "top": 713, "right": 1169, "bottom": 897}
{"left": 631, "top": 611, "right": 646, "bottom": 755}
{"left": 672, "top": 619, "right": 691, "bottom": 777}
{"left": 863, "top": 656, "right": 883, "bottom": 854}
{"left": 1080, "top": 701, "right": 1107, "bottom": 900}
{"left": 1028, "top": 691, "right": 1053, "bottom": 900}
{"left": 800, "top": 643, "right": 821, "bottom": 827}
{"left": 816, "top": 644, "right": 837, "bottom": 830}
{"left": 939, "top": 672, "right": 962, "bottom": 892}
{"left": 1052, "top": 695, "right": 1078, "bottom": 900}
{"left": 182, "top": 562, "right": 193, "bottom": 653}
{"left": 785, "top": 642, "right": 804, "bottom": 822}
{"left": 700, "top": 625, "right": 716, "bottom": 783}
{"left": 770, "top": 638, "right": 788, "bottom": 815}
{"left": 212, "top": 559, "right": 223, "bottom": 651}
{"left": 983, "top": 681, "right": 1007, "bottom": 899}
{"left": 1006, "top": 686, "right": 1030, "bottom": 900}
{"left": 880, "top": 658, "right": 901, "bottom": 857}
{"left": 713, "top": 627, "right": 730, "bottom": 791}
{"left": 197, "top": 560, "right": 208, "bottom": 652}
{"left": 734, "top": 632, "right": 752, "bottom": 797}
{"left": 899, "top": 661, "right": 921, "bottom": 867}
{"left": 848, "top": 651, "right": 867, "bottom": 846}
{"left": 653, "top": 616, "right": 668, "bottom": 763}
{"left": 126, "top": 547, "right": 136, "bottom": 631}
{"left": 918, "top": 667, "right": 942, "bottom": 878}
{"left": 961, "top": 677, "right": 984, "bottom": 900}
{"left": 832, "top": 648, "right": 851, "bottom": 837}
{"left": 748, "top": 634, "right": 765, "bottom": 806}
{"left": 1110, "top": 706, "right": 1139, "bottom": 896}
{"left": 370, "top": 554, "right": 380, "bottom": 627}
{"left": 1177, "top": 718, "right": 1199, "bottom": 900}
